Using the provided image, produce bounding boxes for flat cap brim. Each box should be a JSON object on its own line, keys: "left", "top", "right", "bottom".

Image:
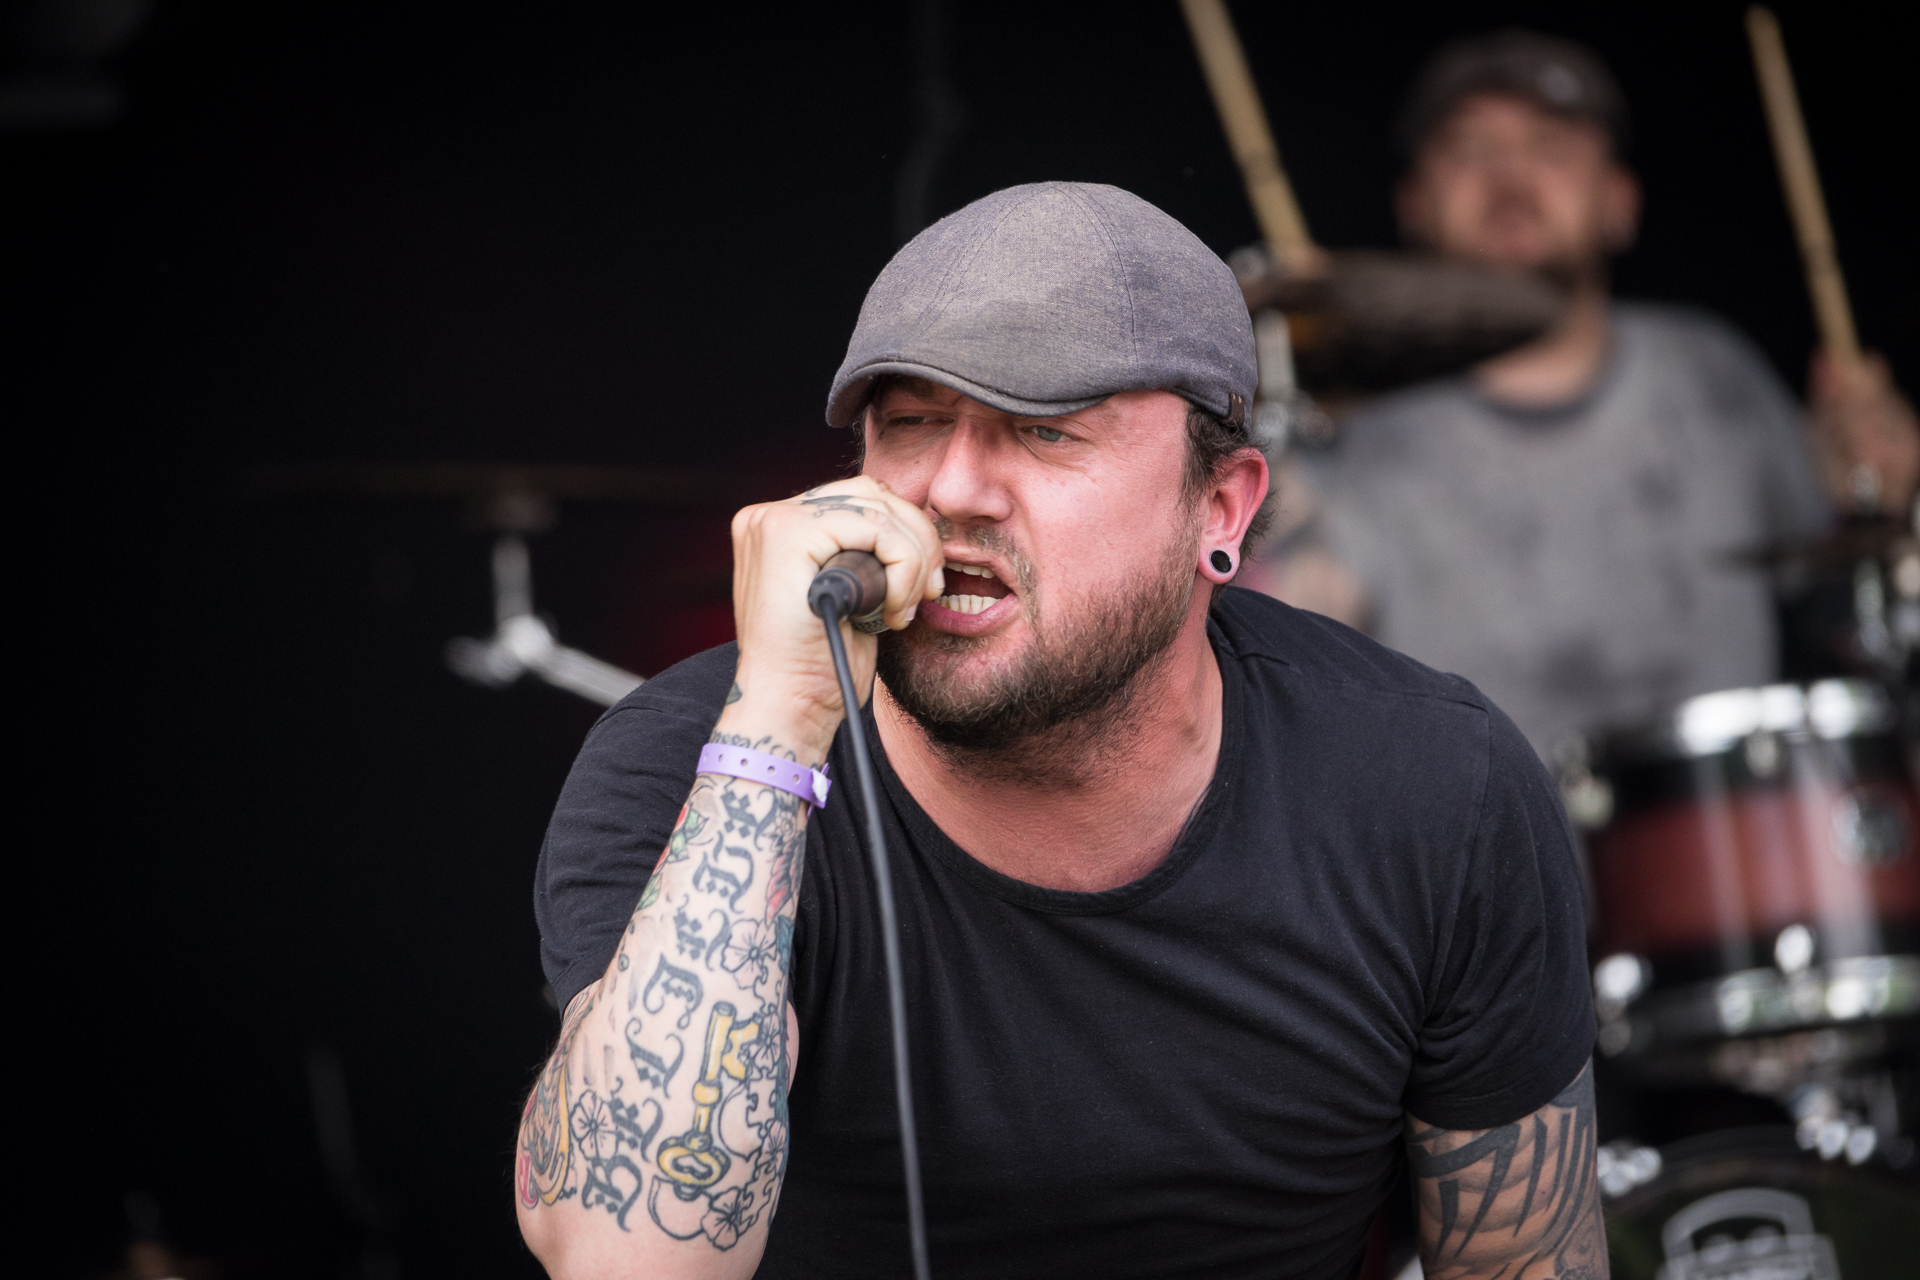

{"left": 827, "top": 360, "right": 1110, "bottom": 430}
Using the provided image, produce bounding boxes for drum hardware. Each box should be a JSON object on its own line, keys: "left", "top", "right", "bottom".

{"left": 1619, "top": 680, "right": 1894, "bottom": 758}
{"left": 1552, "top": 732, "right": 1615, "bottom": 830}
{"left": 1594, "top": 953, "right": 1653, "bottom": 1056}
{"left": 444, "top": 529, "right": 646, "bottom": 707}
{"left": 1831, "top": 787, "right": 1912, "bottom": 867}
{"left": 239, "top": 461, "right": 769, "bottom": 708}
{"left": 1709, "top": 1028, "right": 1894, "bottom": 1110}
{"left": 1596, "top": 957, "right": 1919, "bottom": 1064}
{"left": 1847, "top": 540, "right": 1920, "bottom": 678}
{"left": 1656, "top": 1186, "right": 1840, "bottom": 1280}
{"left": 1598, "top": 1140, "right": 1666, "bottom": 1198}
{"left": 1745, "top": 729, "right": 1784, "bottom": 780}
{"left": 1602, "top": 1127, "right": 1920, "bottom": 1280}
{"left": 1742, "top": 508, "right": 1920, "bottom": 687}
{"left": 1247, "top": 304, "right": 1334, "bottom": 452}
{"left": 1787, "top": 1076, "right": 1905, "bottom": 1167}
{"left": 1776, "top": 924, "right": 1815, "bottom": 973}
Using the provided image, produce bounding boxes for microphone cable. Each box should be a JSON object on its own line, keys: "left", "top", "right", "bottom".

{"left": 808, "top": 551, "right": 932, "bottom": 1280}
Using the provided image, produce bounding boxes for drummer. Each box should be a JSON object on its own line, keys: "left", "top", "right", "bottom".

{"left": 1259, "top": 29, "right": 1920, "bottom": 758}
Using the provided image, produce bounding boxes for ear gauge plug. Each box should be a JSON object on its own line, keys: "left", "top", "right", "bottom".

{"left": 1210, "top": 549, "right": 1234, "bottom": 575}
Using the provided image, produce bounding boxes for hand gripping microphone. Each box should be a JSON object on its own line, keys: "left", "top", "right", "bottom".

{"left": 807, "top": 549, "right": 891, "bottom": 633}
{"left": 806, "top": 550, "right": 932, "bottom": 1280}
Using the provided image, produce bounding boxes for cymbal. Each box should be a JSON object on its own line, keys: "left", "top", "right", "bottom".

{"left": 1233, "top": 249, "right": 1567, "bottom": 393}
{"left": 1735, "top": 515, "right": 1917, "bottom": 571}
{"left": 238, "top": 462, "right": 772, "bottom": 530}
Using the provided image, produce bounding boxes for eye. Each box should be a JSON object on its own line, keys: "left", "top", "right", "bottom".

{"left": 1031, "top": 425, "right": 1069, "bottom": 443}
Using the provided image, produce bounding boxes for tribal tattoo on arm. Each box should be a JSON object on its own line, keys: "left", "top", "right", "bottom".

{"left": 1406, "top": 1062, "right": 1609, "bottom": 1280}
{"left": 516, "top": 724, "right": 813, "bottom": 1271}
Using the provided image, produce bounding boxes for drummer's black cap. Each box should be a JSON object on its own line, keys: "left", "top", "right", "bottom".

{"left": 1397, "top": 30, "right": 1631, "bottom": 159}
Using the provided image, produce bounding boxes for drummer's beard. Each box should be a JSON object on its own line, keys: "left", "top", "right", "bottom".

{"left": 876, "top": 518, "right": 1200, "bottom": 785}
{"left": 1468, "top": 190, "right": 1610, "bottom": 290}
{"left": 1530, "top": 252, "right": 1606, "bottom": 295}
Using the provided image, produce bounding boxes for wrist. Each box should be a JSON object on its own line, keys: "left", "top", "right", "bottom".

{"left": 712, "top": 693, "right": 841, "bottom": 766}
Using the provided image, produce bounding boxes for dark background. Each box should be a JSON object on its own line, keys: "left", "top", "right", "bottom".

{"left": 9, "top": 0, "right": 1914, "bottom": 1274}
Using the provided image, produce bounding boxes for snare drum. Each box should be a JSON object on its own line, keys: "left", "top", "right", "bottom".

{"left": 1582, "top": 680, "right": 1920, "bottom": 1079}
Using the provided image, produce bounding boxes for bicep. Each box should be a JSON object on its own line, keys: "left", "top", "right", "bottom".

{"left": 1405, "top": 1061, "right": 1608, "bottom": 1280}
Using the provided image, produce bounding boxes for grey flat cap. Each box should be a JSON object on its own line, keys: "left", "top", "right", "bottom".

{"left": 827, "top": 182, "right": 1255, "bottom": 430}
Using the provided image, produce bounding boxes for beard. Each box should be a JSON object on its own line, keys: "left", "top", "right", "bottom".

{"left": 875, "top": 517, "right": 1201, "bottom": 784}
{"left": 1464, "top": 191, "right": 1607, "bottom": 289}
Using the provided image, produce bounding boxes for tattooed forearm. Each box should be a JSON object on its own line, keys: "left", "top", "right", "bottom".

{"left": 516, "top": 721, "right": 813, "bottom": 1270}
{"left": 1406, "top": 1063, "right": 1608, "bottom": 1280}
{"left": 518, "top": 989, "right": 596, "bottom": 1210}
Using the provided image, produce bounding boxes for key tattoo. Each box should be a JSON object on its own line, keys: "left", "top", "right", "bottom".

{"left": 517, "top": 732, "right": 809, "bottom": 1254}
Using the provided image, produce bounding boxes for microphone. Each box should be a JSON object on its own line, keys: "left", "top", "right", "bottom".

{"left": 808, "top": 549, "right": 889, "bottom": 632}
{"left": 803, "top": 545, "right": 933, "bottom": 1279}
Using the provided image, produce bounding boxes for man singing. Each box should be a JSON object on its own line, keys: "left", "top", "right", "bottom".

{"left": 517, "top": 182, "right": 1603, "bottom": 1279}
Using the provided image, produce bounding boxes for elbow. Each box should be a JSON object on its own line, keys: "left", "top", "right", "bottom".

{"left": 516, "top": 1196, "right": 644, "bottom": 1280}
{"left": 517, "top": 1193, "right": 564, "bottom": 1274}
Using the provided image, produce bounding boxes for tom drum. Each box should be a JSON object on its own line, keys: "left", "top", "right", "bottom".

{"left": 1578, "top": 681, "right": 1920, "bottom": 1082}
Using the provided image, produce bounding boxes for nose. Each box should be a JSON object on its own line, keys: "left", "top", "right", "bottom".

{"left": 923, "top": 418, "right": 1016, "bottom": 529}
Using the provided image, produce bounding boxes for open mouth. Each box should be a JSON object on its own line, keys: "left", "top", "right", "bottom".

{"left": 919, "top": 558, "right": 1022, "bottom": 635}
{"left": 935, "top": 561, "right": 1014, "bottom": 615}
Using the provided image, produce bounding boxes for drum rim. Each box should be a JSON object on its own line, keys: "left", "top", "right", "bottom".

{"left": 1597, "top": 954, "right": 1920, "bottom": 1058}
{"left": 1587, "top": 679, "right": 1896, "bottom": 768}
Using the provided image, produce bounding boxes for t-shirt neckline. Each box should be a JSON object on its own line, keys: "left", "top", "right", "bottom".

{"left": 866, "top": 616, "right": 1246, "bottom": 916}
{"left": 1465, "top": 302, "right": 1629, "bottom": 427}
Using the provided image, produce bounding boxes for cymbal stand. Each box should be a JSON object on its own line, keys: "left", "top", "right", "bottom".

{"left": 444, "top": 490, "right": 645, "bottom": 707}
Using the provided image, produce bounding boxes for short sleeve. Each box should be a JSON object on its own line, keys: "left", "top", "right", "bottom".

{"left": 533, "top": 643, "right": 738, "bottom": 1011}
{"left": 1405, "top": 703, "right": 1595, "bottom": 1130}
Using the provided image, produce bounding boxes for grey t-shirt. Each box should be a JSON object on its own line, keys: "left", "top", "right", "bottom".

{"left": 1304, "top": 302, "right": 1831, "bottom": 756}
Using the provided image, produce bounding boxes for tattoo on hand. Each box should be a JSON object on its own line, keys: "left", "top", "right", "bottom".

{"left": 517, "top": 728, "right": 809, "bottom": 1254}
{"left": 1408, "top": 1063, "right": 1607, "bottom": 1280}
{"left": 799, "top": 493, "right": 883, "bottom": 520}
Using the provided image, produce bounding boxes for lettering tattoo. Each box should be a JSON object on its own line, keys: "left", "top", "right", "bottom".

{"left": 798, "top": 492, "right": 885, "bottom": 521}
{"left": 1406, "top": 1063, "right": 1608, "bottom": 1280}
{"left": 516, "top": 726, "right": 811, "bottom": 1258}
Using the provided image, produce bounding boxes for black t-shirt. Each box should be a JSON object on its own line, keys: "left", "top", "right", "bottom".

{"left": 535, "top": 588, "right": 1594, "bottom": 1279}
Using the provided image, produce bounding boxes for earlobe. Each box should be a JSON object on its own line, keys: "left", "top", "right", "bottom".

{"left": 1202, "top": 548, "right": 1236, "bottom": 583}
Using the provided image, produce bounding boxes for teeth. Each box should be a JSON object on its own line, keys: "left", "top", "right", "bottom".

{"left": 944, "top": 562, "right": 995, "bottom": 578}
{"left": 937, "top": 594, "right": 998, "bottom": 614}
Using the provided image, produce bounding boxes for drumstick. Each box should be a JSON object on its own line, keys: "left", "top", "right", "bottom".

{"left": 1178, "top": 0, "right": 1322, "bottom": 272}
{"left": 1745, "top": 6, "right": 1860, "bottom": 368}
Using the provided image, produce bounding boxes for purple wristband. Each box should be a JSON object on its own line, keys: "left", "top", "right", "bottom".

{"left": 697, "top": 742, "right": 832, "bottom": 808}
